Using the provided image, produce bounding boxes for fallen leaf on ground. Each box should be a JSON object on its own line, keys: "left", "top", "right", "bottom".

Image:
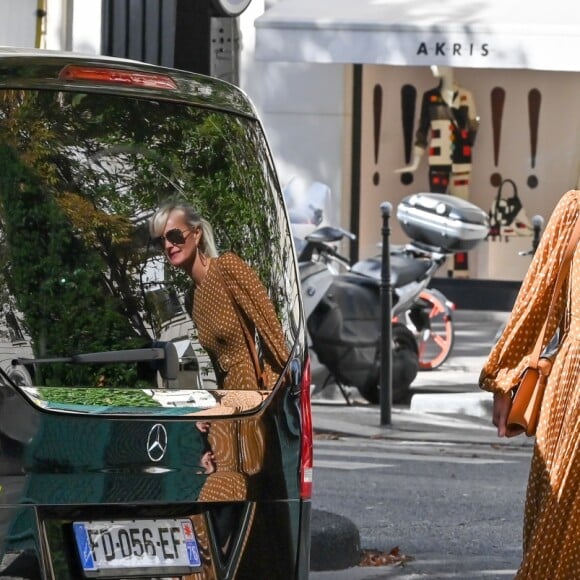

{"left": 359, "top": 546, "right": 414, "bottom": 567}
{"left": 313, "top": 431, "right": 341, "bottom": 440}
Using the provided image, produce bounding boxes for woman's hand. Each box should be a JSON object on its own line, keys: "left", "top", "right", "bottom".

{"left": 493, "top": 391, "right": 524, "bottom": 438}
{"left": 199, "top": 450, "right": 216, "bottom": 474}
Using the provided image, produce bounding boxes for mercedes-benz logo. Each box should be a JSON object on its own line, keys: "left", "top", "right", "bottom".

{"left": 146, "top": 424, "right": 168, "bottom": 462}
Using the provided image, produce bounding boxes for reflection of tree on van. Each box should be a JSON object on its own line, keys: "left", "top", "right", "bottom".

{"left": 150, "top": 202, "right": 289, "bottom": 390}
{"left": 0, "top": 145, "right": 150, "bottom": 387}
{"left": 0, "top": 89, "right": 293, "bottom": 392}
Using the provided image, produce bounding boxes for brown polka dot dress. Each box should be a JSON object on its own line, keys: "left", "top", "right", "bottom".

{"left": 480, "top": 189, "right": 580, "bottom": 579}
{"left": 192, "top": 252, "right": 289, "bottom": 390}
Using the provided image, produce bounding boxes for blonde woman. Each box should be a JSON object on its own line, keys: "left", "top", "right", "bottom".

{"left": 149, "top": 201, "right": 288, "bottom": 390}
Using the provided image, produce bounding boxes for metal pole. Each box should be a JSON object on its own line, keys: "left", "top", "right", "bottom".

{"left": 380, "top": 202, "right": 393, "bottom": 426}
{"left": 531, "top": 214, "right": 544, "bottom": 255}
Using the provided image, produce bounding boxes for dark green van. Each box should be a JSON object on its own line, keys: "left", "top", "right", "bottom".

{"left": 0, "top": 48, "right": 311, "bottom": 579}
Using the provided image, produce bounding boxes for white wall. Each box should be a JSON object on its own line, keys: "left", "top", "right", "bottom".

{"left": 240, "top": 1, "right": 351, "bottom": 228}
{"left": 69, "top": 0, "right": 101, "bottom": 54}
{"left": 0, "top": 0, "right": 101, "bottom": 52}
{"left": 243, "top": 3, "right": 580, "bottom": 281}
{"left": 44, "top": 0, "right": 72, "bottom": 50}
{"left": 0, "top": 0, "right": 37, "bottom": 47}
{"left": 44, "top": 0, "right": 101, "bottom": 53}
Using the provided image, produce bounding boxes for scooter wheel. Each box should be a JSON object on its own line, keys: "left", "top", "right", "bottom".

{"left": 411, "top": 289, "right": 455, "bottom": 370}
{"left": 357, "top": 323, "right": 419, "bottom": 405}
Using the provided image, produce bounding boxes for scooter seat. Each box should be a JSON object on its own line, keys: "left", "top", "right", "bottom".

{"left": 351, "top": 254, "right": 431, "bottom": 288}
{"left": 331, "top": 271, "right": 380, "bottom": 291}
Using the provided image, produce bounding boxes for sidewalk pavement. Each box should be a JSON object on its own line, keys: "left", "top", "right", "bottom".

{"left": 308, "top": 309, "right": 533, "bottom": 573}
{"left": 310, "top": 309, "right": 519, "bottom": 445}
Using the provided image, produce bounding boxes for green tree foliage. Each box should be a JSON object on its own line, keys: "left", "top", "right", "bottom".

{"left": 0, "top": 144, "right": 145, "bottom": 385}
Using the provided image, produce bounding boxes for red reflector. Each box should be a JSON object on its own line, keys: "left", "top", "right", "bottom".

{"left": 300, "top": 356, "right": 313, "bottom": 499}
{"left": 59, "top": 65, "right": 177, "bottom": 90}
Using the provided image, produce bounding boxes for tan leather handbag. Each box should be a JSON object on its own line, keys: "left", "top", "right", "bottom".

{"left": 507, "top": 218, "right": 580, "bottom": 436}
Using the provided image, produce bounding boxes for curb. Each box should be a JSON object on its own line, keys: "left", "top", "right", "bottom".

{"left": 310, "top": 509, "right": 361, "bottom": 571}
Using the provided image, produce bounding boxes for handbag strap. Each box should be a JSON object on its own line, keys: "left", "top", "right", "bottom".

{"left": 529, "top": 216, "right": 580, "bottom": 366}
{"left": 499, "top": 178, "right": 518, "bottom": 200}
{"left": 491, "top": 179, "right": 517, "bottom": 227}
{"left": 214, "top": 259, "right": 265, "bottom": 388}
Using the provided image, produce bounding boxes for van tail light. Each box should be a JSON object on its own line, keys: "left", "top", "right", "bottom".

{"left": 300, "top": 355, "right": 313, "bottom": 499}
{"left": 58, "top": 65, "right": 178, "bottom": 90}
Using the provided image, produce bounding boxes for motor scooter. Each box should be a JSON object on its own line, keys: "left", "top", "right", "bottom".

{"left": 300, "top": 231, "right": 457, "bottom": 372}
{"left": 351, "top": 242, "right": 456, "bottom": 371}
{"left": 298, "top": 226, "right": 419, "bottom": 404}
{"left": 286, "top": 183, "right": 490, "bottom": 404}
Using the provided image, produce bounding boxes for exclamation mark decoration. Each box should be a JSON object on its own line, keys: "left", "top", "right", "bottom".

{"left": 372, "top": 84, "right": 383, "bottom": 186}
{"left": 527, "top": 88, "right": 541, "bottom": 189}
{"left": 490, "top": 86, "right": 505, "bottom": 188}
{"left": 400, "top": 84, "right": 417, "bottom": 185}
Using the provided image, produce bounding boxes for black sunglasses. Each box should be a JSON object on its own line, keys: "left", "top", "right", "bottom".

{"left": 154, "top": 228, "right": 191, "bottom": 247}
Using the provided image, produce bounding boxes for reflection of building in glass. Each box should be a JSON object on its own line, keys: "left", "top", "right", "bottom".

{"left": 3, "top": 307, "right": 24, "bottom": 343}
{"left": 0, "top": 305, "right": 33, "bottom": 386}
{"left": 157, "top": 307, "right": 218, "bottom": 390}
{"left": 142, "top": 252, "right": 218, "bottom": 389}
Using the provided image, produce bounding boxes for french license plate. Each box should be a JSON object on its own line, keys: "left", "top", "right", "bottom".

{"left": 73, "top": 518, "right": 201, "bottom": 577}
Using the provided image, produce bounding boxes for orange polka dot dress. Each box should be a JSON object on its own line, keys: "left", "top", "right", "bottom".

{"left": 480, "top": 189, "right": 580, "bottom": 579}
{"left": 192, "top": 252, "right": 289, "bottom": 390}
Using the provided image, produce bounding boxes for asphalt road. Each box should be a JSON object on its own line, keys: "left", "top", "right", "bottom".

{"left": 310, "top": 432, "right": 531, "bottom": 579}
{"left": 309, "top": 309, "right": 533, "bottom": 579}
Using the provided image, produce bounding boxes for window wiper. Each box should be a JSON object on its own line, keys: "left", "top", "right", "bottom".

{"left": 12, "top": 341, "right": 179, "bottom": 388}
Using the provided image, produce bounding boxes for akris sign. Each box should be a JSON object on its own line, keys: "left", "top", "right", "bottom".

{"left": 417, "top": 42, "right": 490, "bottom": 57}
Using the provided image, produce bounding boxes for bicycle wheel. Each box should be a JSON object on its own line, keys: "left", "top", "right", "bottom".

{"left": 407, "top": 289, "right": 455, "bottom": 370}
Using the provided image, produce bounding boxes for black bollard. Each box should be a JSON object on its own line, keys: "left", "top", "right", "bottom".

{"left": 531, "top": 214, "right": 544, "bottom": 255}
{"left": 380, "top": 202, "right": 393, "bottom": 426}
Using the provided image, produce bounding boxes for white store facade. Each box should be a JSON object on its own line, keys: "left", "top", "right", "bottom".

{"left": 3, "top": 0, "right": 580, "bottom": 300}
{"left": 251, "top": 0, "right": 580, "bottom": 291}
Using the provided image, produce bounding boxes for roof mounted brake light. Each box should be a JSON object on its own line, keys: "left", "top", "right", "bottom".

{"left": 58, "top": 65, "right": 177, "bottom": 90}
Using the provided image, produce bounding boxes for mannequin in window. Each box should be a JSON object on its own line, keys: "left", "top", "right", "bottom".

{"left": 395, "top": 66, "right": 480, "bottom": 200}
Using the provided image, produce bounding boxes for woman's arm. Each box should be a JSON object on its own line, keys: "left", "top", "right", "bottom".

{"left": 217, "top": 253, "right": 289, "bottom": 373}
{"left": 479, "top": 189, "right": 580, "bottom": 396}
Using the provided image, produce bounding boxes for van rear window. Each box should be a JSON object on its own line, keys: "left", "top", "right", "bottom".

{"left": 0, "top": 89, "right": 299, "bottom": 410}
